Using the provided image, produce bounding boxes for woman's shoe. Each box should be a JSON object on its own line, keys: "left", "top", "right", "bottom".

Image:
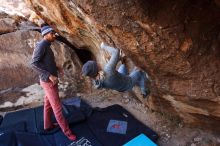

{"left": 65, "top": 130, "right": 77, "bottom": 141}
{"left": 67, "top": 134, "right": 77, "bottom": 141}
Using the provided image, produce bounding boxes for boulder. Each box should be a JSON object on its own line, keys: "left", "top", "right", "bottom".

{"left": 0, "top": 30, "right": 84, "bottom": 91}
{"left": 7, "top": 0, "right": 220, "bottom": 132}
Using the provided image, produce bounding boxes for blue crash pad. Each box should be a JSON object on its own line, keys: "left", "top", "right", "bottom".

{"left": 123, "top": 133, "right": 158, "bottom": 146}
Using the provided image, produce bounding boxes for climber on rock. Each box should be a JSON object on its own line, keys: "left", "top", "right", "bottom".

{"left": 81, "top": 42, "right": 150, "bottom": 98}
{"left": 31, "top": 25, "right": 76, "bottom": 141}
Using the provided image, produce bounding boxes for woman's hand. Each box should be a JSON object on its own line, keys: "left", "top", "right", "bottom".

{"left": 49, "top": 75, "right": 58, "bottom": 86}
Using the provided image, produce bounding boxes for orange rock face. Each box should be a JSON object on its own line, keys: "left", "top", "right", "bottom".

{"left": 26, "top": 0, "right": 220, "bottom": 132}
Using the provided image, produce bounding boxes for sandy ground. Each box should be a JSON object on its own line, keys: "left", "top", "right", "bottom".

{"left": 0, "top": 83, "right": 220, "bottom": 146}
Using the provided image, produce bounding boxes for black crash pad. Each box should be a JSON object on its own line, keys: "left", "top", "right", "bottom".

{"left": 0, "top": 104, "right": 86, "bottom": 134}
{"left": 0, "top": 122, "right": 26, "bottom": 146}
{"left": 0, "top": 115, "right": 3, "bottom": 126}
{"left": 0, "top": 98, "right": 158, "bottom": 146}
{"left": 87, "top": 104, "right": 158, "bottom": 146}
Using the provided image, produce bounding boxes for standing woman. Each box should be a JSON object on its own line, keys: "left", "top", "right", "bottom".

{"left": 31, "top": 25, "right": 76, "bottom": 141}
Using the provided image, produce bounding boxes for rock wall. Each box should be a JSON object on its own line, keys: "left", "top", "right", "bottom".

{"left": 0, "top": 30, "right": 39, "bottom": 89}
{"left": 24, "top": 0, "right": 220, "bottom": 132}
{"left": 0, "top": 13, "right": 84, "bottom": 92}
